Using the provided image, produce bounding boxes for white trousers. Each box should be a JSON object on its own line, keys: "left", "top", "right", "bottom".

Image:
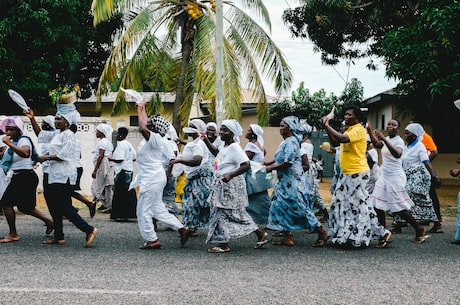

{"left": 137, "top": 182, "right": 183, "bottom": 242}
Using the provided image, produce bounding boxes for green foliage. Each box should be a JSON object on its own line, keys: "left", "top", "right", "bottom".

{"left": 269, "top": 79, "right": 364, "bottom": 129}
{"left": 92, "top": 0, "right": 293, "bottom": 130}
{"left": 282, "top": 0, "right": 460, "bottom": 120}
{"left": 0, "top": 0, "right": 122, "bottom": 112}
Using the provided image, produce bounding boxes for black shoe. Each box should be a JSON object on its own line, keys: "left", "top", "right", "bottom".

{"left": 450, "top": 240, "right": 460, "bottom": 245}
{"left": 89, "top": 203, "right": 97, "bottom": 218}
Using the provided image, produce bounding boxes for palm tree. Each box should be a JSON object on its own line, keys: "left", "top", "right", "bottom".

{"left": 92, "top": 0, "right": 293, "bottom": 130}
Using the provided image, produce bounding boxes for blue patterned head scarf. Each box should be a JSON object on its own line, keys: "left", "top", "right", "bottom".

{"left": 282, "top": 116, "right": 302, "bottom": 143}
{"left": 298, "top": 119, "right": 312, "bottom": 136}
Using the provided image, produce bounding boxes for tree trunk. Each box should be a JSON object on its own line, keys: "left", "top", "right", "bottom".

{"left": 173, "top": 19, "right": 195, "bottom": 132}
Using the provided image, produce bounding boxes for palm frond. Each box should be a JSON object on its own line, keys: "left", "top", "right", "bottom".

{"left": 232, "top": 0, "right": 272, "bottom": 32}
{"left": 227, "top": 6, "right": 293, "bottom": 94}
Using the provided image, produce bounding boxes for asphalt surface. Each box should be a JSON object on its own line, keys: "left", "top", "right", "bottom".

{"left": 0, "top": 208, "right": 459, "bottom": 305}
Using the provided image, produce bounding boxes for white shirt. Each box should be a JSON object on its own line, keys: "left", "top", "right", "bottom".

{"left": 10, "top": 137, "right": 33, "bottom": 170}
{"left": 93, "top": 138, "right": 113, "bottom": 157}
{"left": 300, "top": 142, "right": 314, "bottom": 162}
{"left": 130, "top": 132, "right": 167, "bottom": 189}
{"left": 181, "top": 138, "right": 208, "bottom": 176}
{"left": 37, "top": 130, "right": 56, "bottom": 174}
{"left": 244, "top": 142, "right": 264, "bottom": 162}
{"left": 73, "top": 136, "right": 82, "bottom": 168}
{"left": 48, "top": 129, "right": 77, "bottom": 185}
{"left": 213, "top": 142, "right": 249, "bottom": 175}
{"left": 112, "top": 139, "right": 136, "bottom": 174}
{"left": 381, "top": 136, "right": 405, "bottom": 176}
{"left": 161, "top": 137, "right": 176, "bottom": 169}
{"left": 402, "top": 140, "right": 429, "bottom": 169}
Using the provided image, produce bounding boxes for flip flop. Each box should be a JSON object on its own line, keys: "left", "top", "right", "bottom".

{"left": 207, "top": 246, "right": 231, "bottom": 253}
{"left": 0, "top": 236, "right": 20, "bottom": 243}
{"left": 139, "top": 240, "right": 161, "bottom": 250}
{"left": 375, "top": 231, "right": 392, "bottom": 249}
{"left": 254, "top": 232, "right": 270, "bottom": 249}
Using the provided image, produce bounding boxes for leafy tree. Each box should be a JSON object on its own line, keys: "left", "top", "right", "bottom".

{"left": 91, "top": 0, "right": 293, "bottom": 130}
{"left": 281, "top": 0, "right": 460, "bottom": 151}
{"left": 0, "top": 0, "right": 122, "bottom": 113}
{"left": 269, "top": 78, "right": 363, "bottom": 129}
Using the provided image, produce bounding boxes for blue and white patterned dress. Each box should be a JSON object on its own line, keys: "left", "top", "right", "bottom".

{"left": 267, "top": 136, "right": 320, "bottom": 232}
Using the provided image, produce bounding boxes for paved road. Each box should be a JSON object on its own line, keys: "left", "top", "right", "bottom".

{"left": 0, "top": 209, "right": 459, "bottom": 305}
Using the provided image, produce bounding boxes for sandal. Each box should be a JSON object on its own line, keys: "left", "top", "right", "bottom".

{"left": 139, "top": 240, "right": 161, "bottom": 250}
{"left": 0, "top": 235, "right": 20, "bottom": 243}
{"left": 272, "top": 231, "right": 284, "bottom": 237}
{"left": 207, "top": 246, "right": 231, "bottom": 253}
{"left": 375, "top": 231, "right": 392, "bottom": 249}
{"left": 412, "top": 227, "right": 427, "bottom": 244}
{"left": 311, "top": 239, "right": 325, "bottom": 247}
{"left": 43, "top": 238, "right": 65, "bottom": 245}
{"left": 179, "top": 227, "right": 190, "bottom": 248}
{"left": 428, "top": 224, "right": 443, "bottom": 234}
{"left": 45, "top": 223, "right": 54, "bottom": 236}
{"left": 254, "top": 232, "right": 269, "bottom": 249}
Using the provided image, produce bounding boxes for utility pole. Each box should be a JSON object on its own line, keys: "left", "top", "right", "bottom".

{"left": 215, "top": 0, "right": 224, "bottom": 126}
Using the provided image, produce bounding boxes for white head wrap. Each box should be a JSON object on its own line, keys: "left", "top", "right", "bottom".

{"left": 206, "top": 122, "right": 218, "bottom": 130}
{"left": 249, "top": 123, "right": 264, "bottom": 147}
{"left": 56, "top": 103, "right": 81, "bottom": 125}
{"left": 96, "top": 123, "right": 114, "bottom": 139}
{"left": 43, "top": 115, "right": 56, "bottom": 130}
{"left": 166, "top": 124, "right": 178, "bottom": 141}
{"left": 222, "top": 119, "right": 243, "bottom": 142}
{"left": 405, "top": 123, "right": 424, "bottom": 140}
{"left": 189, "top": 119, "right": 206, "bottom": 132}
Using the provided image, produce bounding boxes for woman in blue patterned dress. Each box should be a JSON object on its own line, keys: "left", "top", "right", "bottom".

{"left": 265, "top": 116, "right": 328, "bottom": 247}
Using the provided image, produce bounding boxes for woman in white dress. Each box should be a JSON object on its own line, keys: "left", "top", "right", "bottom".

{"left": 205, "top": 120, "right": 268, "bottom": 253}
{"left": 243, "top": 124, "right": 272, "bottom": 225}
{"left": 91, "top": 123, "right": 114, "bottom": 212}
{"left": 367, "top": 119, "right": 427, "bottom": 245}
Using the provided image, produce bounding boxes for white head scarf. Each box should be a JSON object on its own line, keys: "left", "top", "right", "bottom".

{"left": 56, "top": 103, "right": 81, "bottom": 125}
{"left": 96, "top": 123, "right": 114, "bottom": 139}
{"left": 206, "top": 122, "right": 218, "bottom": 130}
{"left": 222, "top": 119, "right": 243, "bottom": 142}
{"left": 43, "top": 115, "right": 56, "bottom": 130}
{"left": 405, "top": 123, "right": 424, "bottom": 140}
{"left": 166, "top": 124, "right": 178, "bottom": 141}
{"left": 189, "top": 119, "right": 206, "bottom": 132}
{"left": 249, "top": 123, "right": 264, "bottom": 147}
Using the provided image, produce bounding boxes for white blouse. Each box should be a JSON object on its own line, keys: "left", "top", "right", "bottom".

{"left": 48, "top": 129, "right": 77, "bottom": 185}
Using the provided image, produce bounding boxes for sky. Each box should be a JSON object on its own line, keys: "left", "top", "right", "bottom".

{"left": 261, "top": 0, "right": 398, "bottom": 99}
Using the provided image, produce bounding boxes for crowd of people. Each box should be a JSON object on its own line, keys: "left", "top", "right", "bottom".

{"left": 0, "top": 102, "right": 459, "bottom": 251}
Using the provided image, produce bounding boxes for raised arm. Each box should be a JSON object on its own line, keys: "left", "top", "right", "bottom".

{"left": 136, "top": 103, "right": 150, "bottom": 140}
